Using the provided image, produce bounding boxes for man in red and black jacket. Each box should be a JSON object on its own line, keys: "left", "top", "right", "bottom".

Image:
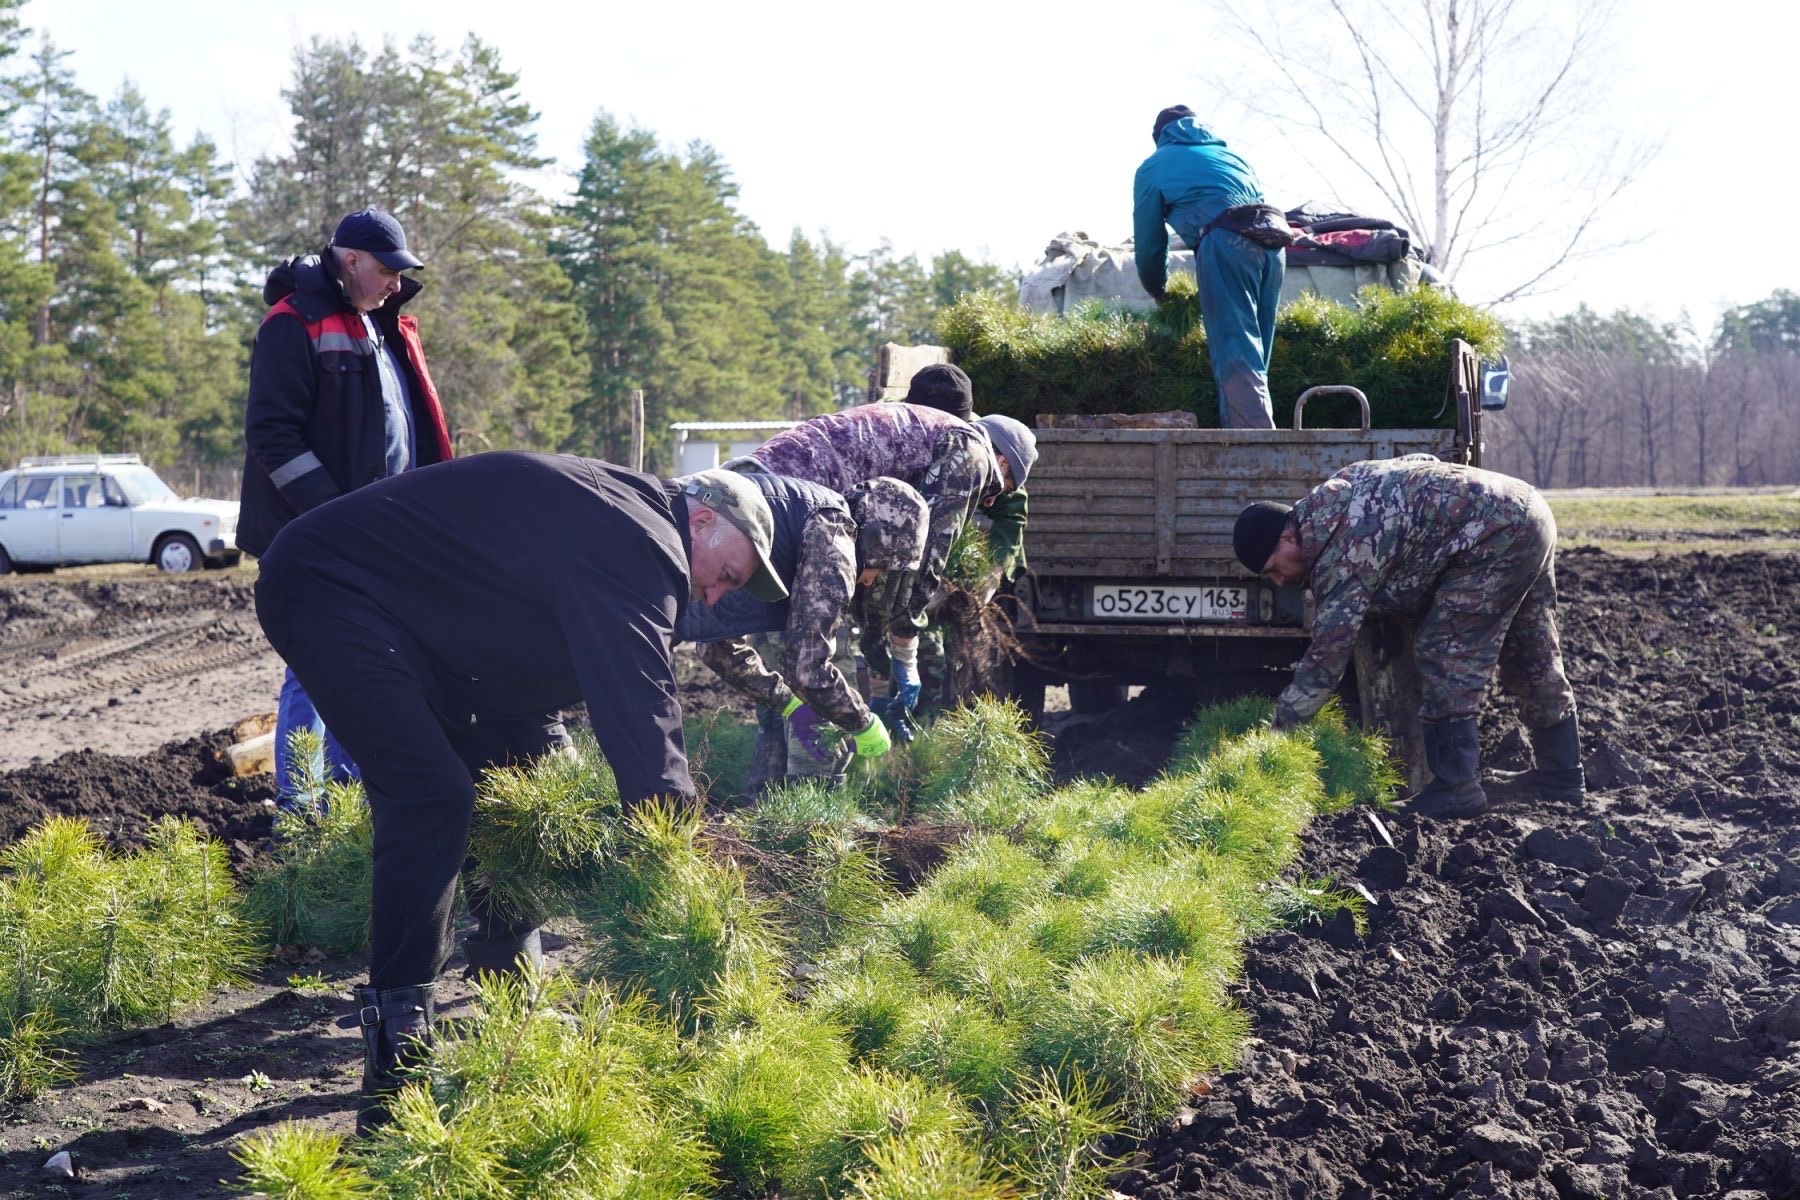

{"left": 239, "top": 208, "right": 454, "bottom": 812}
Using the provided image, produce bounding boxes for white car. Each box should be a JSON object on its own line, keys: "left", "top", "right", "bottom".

{"left": 0, "top": 454, "right": 241, "bottom": 573}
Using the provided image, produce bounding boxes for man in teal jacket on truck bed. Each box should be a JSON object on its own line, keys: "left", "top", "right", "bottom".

{"left": 1133, "top": 104, "right": 1286, "bottom": 429}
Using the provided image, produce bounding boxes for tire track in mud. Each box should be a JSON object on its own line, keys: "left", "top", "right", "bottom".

{"left": 0, "top": 578, "right": 282, "bottom": 765}
{"left": 0, "top": 621, "right": 235, "bottom": 686}
{"left": 0, "top": 633, "right": 271, "bottom": 715}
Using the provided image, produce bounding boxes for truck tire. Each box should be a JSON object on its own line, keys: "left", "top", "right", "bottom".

{"left": 1004, "top": 663, "right": 1048, "bottom": 727}
{"left": 1068, "top": 681, "right": 1130, "bottom": 715}
{"left": 0, "top": 544, "right": 10, "bottom": 574}
{"left": 153, "top": 533, "right": 203, "bottom": 573}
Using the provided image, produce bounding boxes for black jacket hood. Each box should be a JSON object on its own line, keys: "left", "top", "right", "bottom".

{"left": 263, "top": 247, "right": 423, "bottom": 317}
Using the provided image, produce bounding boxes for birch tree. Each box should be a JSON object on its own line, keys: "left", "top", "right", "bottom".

{"left": 1223, "top": 0, "right": 1655, "bottom": 303}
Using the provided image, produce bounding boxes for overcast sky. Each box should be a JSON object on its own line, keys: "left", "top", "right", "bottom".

{"left": 26, "top": 0, "right": 1797, "bottom": 331}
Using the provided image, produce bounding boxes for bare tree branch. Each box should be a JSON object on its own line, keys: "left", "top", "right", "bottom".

{"left": 1218, "top": 0, "right": 1650, "bottom": 301}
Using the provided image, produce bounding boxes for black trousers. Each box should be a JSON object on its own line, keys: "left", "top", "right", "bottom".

{"left": 255, "top": 575, "right": 566, "bottom": 989}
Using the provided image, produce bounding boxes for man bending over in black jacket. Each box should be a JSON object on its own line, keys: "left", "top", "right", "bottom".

{"left": 253, "top": 452, "right": 784, "bottom": 1135}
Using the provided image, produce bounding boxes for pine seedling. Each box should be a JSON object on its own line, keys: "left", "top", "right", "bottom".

{"left": 1085, "top": 777, "right": 1185, "bottom": 852}
{"left": 790, "top": 1065, "right": 975, "bottom": 1199}
{"left": 0, "top": 819, "right": 253, "bottom": 1098}
{"left": 846, "top": 1134, "right": 1017, "bottom": 1200}
{"left": 945, "top": 524, "right": 998, "bottom": 594}
{"left": 915, "top": 698, "right": 1048, "bottom": 824}
{"left": 737, "top": 777, "right": 878, "bottom": 854}
{"left": 919, "top": 836, "right": 1054, "bottom": 924}
{"left": 244, "top": 779, "right": 374, "bottom": 953}
{"left": 465, "top": 742, "right": 621, "bottom": 930}
{"left": 105, "top": 820, "right": 255, "bottom": 1024}
{"left": 1265, "top": 873, "right": 1370, "bottom": 936}
{"left": 1045, "top": 838, "right": 1128, "bottom": 900}
{"left": 882, "top": 893, "right": 995, "bottom": 976}
{"left": 994, "top": 1068, "right": 1124, "bottom": 1200}
{"left": 878, "top": 993, "right": 1024, "bottom": 1114}
{"left": 1164, "top": 696, "right": 1275, "bottom": 776}
{"left": 0, "top": 1009, "right": 74, "bottom": 1102}
{"left": 582, "top": 801, "right": 783, "bottom": 1029}
{"left": 1166, "top": 731, "right": 1325, "bottom": 874}
{"left": 1076, "top": 863, "right": 1242, "bottom": 982}
{"left": 788, "top": 832, "right": 890, "bottom": 959}
{"left": 924, "top": 919, "right": 1057, "bottom": 1023}
{"left": 424, "top": 969, "right": 711, "bottom": 1199}
{"left": 1022, "top": 952, "right": 1248, "bottom": 1132}
{"left": 1022, "top": 897, "right": 1095, "bottom": 966}
{"left": 1017, "top": 781, "right": 1124, "bottom": 853}
{"left": 359, "top": 1082, "right": 519, "bottom": 1199}
{"left": 234, "top": 1121, "right": 376, "bottom": 1199}
{"left": 690, "top": 1003, "right": 852, "bottom": 1195}
{"left": 1305, "top": 699, "right": 1404, "bottom": 809}
{"left": 687, "top": 710, "right": 759, "bottom": 804}
{"left": 808, "top": 949, "right": 925, "bottom": 1060}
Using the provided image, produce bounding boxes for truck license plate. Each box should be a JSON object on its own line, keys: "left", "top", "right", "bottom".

{"left": 1090, "top": 584, "right": 1249, "bottom": 621}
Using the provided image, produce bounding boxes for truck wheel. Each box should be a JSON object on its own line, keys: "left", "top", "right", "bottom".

{"left": 1068, "top": 681, "right": 1130, "bottom": 715}
{"left": 1004, "top": 664, "right": 1048, "bottom": 727}
{"left": 0, "top": 545, "right": 11, "bottom": 574}
{"left": 153, "top": 533, "right": 203, "bottom": 573}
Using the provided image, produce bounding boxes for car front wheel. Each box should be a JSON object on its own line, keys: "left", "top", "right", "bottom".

{"left": 153, "top": 533, "right": 203, "bottom": 573}
{"left": 0, "top": 544, "right": 12, "bottom": 574}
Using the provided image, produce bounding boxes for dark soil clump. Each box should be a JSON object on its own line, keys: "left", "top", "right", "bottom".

{"left": 0, "top": 732, "right": 275, "bottom": 871}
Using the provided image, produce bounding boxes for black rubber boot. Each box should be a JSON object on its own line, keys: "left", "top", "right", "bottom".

{"left": 1521, "top": 713, "right": 1586, "bottom": 802}
{"left": 1410, "top": 717, "right": 1488, "bottom": 819}
{"left": 462, "top": 921, "right": 543, "bottom": 981}
{"left": 337, "top": 982, "right": 436, "bottom": 1136}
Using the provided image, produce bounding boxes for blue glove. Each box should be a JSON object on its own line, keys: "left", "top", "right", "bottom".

{"left": 888, "top": 663, "right": 921, "bottom": 719}
{"left": 782, "top": 698, "right": 829, "bottom": 763}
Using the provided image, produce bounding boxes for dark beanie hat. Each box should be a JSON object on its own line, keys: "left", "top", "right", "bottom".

{"left": 1152, "top": 104, "right": 1195, "bottom": 141}
{"left": 907, "top": 363, "right": 974, "bottom": 422}
{"left": 1233, "top": 501, "right": 1294, "bottom": 573}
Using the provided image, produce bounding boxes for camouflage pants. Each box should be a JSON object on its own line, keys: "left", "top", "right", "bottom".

{"left": 1413, "top": 494, "right": 1577, "bottom": 728}
{"left": 917, "top": 625, "right": 949, "bottom": 713}
{"left": 745, "top": 630, "right": 855, "bottom": 796}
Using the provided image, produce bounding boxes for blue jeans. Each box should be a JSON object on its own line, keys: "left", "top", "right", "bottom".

{"left": 1195, "top": 231, "right": 1284, "bottom": 429}
{"left": 276, "top": 666, "right": 360, "bottom": 809}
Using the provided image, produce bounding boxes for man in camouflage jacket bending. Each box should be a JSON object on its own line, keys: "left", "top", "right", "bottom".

{"left": 737, "top": 402, "right": 1034, "bottom": 731}
{"left": 680, "top": 476, "right": 930, "bottom": 787}
{"left": 1233, "top": 456, "right": 1583, "bottom": 818}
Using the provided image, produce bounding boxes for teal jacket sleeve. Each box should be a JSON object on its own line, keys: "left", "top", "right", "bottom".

{"left": 1133, "top": 161, "right": 1170, "bottom": 298}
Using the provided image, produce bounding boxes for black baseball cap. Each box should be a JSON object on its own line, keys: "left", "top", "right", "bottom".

{"left": 331, "top": 207, "right": 424, "bottom": 270}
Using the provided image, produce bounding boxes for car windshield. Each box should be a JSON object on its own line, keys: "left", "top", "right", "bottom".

{"left": 112, "top": 466, "right": 179, "bottom": 506}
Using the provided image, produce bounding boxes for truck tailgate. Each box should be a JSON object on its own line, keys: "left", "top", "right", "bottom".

{"left": 1030, "top": 427, "right": 1460, "bottom": 579}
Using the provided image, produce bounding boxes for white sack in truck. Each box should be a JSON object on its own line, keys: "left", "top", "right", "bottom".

{"left": 1018, "top": 232, "right": 1422, "bottom": 316}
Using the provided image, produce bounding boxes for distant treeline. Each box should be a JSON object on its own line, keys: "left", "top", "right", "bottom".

{"left": 0, "top": 9, "right": 1010, "bottom": 486}
{"left": 1489, "top": 295, "right": 1800, "bottom": 488}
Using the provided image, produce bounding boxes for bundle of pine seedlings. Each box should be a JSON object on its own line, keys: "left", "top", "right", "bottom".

{"left": 234, "top": 699, "right": 1397, "bottom": 1199}
{"left": 0, "top": 817, "right": 255, "bottom": 1100}
{"left": 937, "top": 277, "right": 1505, "bottom": 429}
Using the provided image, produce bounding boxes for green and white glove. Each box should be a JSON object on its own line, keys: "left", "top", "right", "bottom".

{"left": 852, "top": 717, "right": 892, "bottom": 759}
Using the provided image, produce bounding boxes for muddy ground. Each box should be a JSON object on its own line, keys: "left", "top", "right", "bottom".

{"left": 0, "top": 549, "right": 1796, "bottom": 1197}
{"left": 0, "top": 573, "right": 284, "bottom": 771}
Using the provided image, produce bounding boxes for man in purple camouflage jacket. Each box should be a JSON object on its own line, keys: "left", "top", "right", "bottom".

{"left": 744, "top": 402, "right": 1031, "bottom": 728}
{"left": 1235, "top": 456, "right": 1583, "bottom": 820}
